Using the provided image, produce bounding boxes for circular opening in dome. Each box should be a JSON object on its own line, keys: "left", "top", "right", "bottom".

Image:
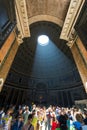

{"left": 38, "top": 35, "right": 49, "bottom": 46}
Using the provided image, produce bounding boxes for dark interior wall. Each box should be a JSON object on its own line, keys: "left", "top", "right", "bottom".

{"left": 0, "top": 84, "right": 87, "bottom": 107}
{"left": 6, "top": 69, "right": 81, "bottom": 90}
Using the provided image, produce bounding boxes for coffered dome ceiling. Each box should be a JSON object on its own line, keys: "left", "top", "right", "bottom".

{"left": 6, "top": 0, "right": 82, "bottom": 90}
{"left": 12, "top": 21, "right": 74, "bottom": 78}
{"left": 7, "top": 21, "right": 81, "bottom": 90}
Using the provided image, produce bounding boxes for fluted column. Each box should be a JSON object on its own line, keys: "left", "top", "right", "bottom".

{"left": 66, "top": 91, "right": 70, "bottom": 107}
{"left": 10, "top": 89, "right": 17, "bottom": 105}
{"left": 21, "top": 90, "right": 26, "bottom": 104}
{"left": 16, "top": 90, "right": 21, "bottom": 106}
{"left": 61, "top": 91, "right": 64, "bottom": 107}
{"left": 5, "top": 88, "right": 12, "bottom": 104}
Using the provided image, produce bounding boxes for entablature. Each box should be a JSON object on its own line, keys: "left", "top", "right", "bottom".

{"left": 60, "top": 0, "right": 85, "bottom": 41}
{"left": 15, "top": 0, "right": 30, "bottom": 44}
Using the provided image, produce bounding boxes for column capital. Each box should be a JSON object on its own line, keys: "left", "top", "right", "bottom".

{"left": 67, "top": 29, "right": 78, "bottom": 48}
{"left": 16, "top": 34, "right": 23, "bottom": 45}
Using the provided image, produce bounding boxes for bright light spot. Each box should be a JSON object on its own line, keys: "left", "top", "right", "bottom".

{"left": 38, "top": 35, "right": 49, "bottom": 46}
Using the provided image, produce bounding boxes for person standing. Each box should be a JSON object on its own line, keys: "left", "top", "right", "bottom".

{"left": 22, "top": 114, "right": 34, "bottom": 130}
{"left": 11, "top": 115, "right": 24, "bottom": 130}
{"left": 23, "top": 106, "right": 30, "bottom": 125}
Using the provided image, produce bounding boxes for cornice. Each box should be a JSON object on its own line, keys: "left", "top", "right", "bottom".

{"left": 5, "top": 81, "right": 82, "bottom": 91}
{"left": 15, "top": 0, "right": 30, "bottom": 44}
{"left": 60, "top": 0, "right": 85, "bottom": 41}
{"left": 28, "top": 15, "right": 63, "bottom": 27}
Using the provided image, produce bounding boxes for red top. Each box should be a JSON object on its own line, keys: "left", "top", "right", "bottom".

{"left": 51, "top": 121, "right": 60, "bottom": 130}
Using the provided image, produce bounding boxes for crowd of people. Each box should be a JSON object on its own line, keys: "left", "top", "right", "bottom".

{"left": 0, "top": 104, "right": 87, "bottom": 130}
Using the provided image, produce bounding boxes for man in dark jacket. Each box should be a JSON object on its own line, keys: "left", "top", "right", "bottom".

{"left": 58, "top": 114, "right": 67, "bottom": 130}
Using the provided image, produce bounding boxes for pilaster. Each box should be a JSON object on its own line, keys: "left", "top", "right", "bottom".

{"left": 71, "top": 42, "right": 87, "bottom": 93}
{"left": 0, "top": 39, "right": 19, "bottom": 91}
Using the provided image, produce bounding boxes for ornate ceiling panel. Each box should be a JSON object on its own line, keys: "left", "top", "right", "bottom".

{"left": 26, "top": 0, "right": 71, "bottom": 24}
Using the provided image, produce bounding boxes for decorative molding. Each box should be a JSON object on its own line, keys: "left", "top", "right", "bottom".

{"left": 16, "top": 34, "right": 23, "bottom": 45}
{"left": 66, "top": 41, "right": 74, "bottom": 48}
{"left": 60, "top": 0, "right": 85, "bottom": 41}
{"left": 15, "top": 0, "right": 30, "bottom": 44}
{"left": 67, "top": 29, "right": 78, "bottom": 48}
{"left": 28, "top": 15, "right": 63, "bottom": 27}
{"left": 5, "top": 81, "right": 83, "bottom": 91}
